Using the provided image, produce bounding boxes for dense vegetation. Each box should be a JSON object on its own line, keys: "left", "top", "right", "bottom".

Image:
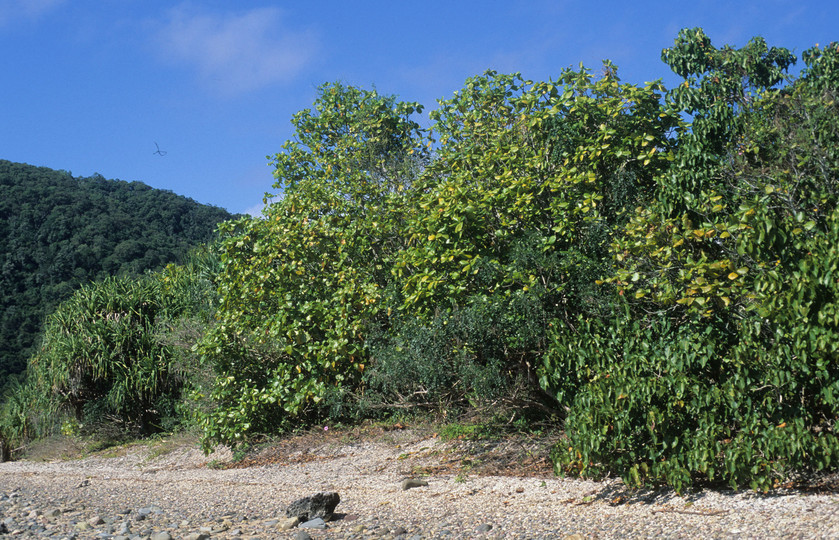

{"left": 3, "top": 29, "right": 838, "bottom": 493}
{"left": 0, "top": 160, "right": 235, "bottom": 379}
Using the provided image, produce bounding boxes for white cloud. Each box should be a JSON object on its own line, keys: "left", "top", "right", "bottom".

{"left": 153, "top": 5, "right": 317, "bottom": 96}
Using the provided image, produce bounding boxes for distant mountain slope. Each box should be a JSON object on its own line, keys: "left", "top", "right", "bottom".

{"left": 0, "top": 159, "right": 236, "bottom": 379}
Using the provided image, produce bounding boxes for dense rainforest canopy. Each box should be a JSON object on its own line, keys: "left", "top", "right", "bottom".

{"left": 2, "top": 29, "right": 838, "bottom": 493}
{"left": 0, "top": 160, "right": 235, "bottom": 379}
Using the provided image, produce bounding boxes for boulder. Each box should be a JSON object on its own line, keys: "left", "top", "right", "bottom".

{"left": 285, "top": 492, "right": 340, "bottom": 521}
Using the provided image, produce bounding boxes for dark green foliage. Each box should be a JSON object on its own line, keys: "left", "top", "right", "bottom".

{"left": 541, "top": 31, "right": 839, "bottom": 491}
{"left": 543, "top": 301, "right": 839, "bottom": 492}
{"left": 366, "top": 291, "right": 544, "bottom": 409}
{"left": 0, "top": 249, "right": 220, "bottom": 445}
{"left": 0, "top": 160, "right": 235, "bottom": 381}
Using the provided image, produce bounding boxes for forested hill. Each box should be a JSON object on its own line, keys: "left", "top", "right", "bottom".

{"left": 0, "top": 159, "right": 236, "bottom": 379}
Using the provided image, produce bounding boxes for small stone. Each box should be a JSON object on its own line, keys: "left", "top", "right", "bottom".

{"left": 394, "top": 525, "right": 407, "bottom": 535}
{"left": 278, "top": 516, "right": 300, "bottom": 530}
{"left": 352, "top": 524, "right": 366, "bottom": 534}
{"left": 299, "top": 517, "right": 327, "bottom": 529}
{"left": 476, "top": 523, "right": 493, "bottom": 533}
{"left": 401, "top": 478, "right": 429, "bottom": 490}
{"left": 294, "top": 530, "right": 312, "bottom": 540}
{"left": 75, "top": 522, "right": 92, "bottom": 531}
{"left": 45, "top": 508, "right": 62, "bottom": 518}
{"left": 88, "top": 516, "right": 105, "bottom": 526}
{"left": 229, "top": 529, "right": 242, "bottom": 536}
{"left": 150, "top": 532, "right": 172, "bottom": 540}
{"left": 183, "top": 534, "right": 209, "bottom": 540}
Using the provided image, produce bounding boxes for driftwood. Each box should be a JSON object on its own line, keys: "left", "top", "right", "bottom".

{"left": 652, "top": 507, "right": 729, "bottom": 516}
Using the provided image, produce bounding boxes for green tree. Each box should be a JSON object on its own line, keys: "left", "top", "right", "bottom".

{"left": 197, "top": 83, "right": 430, "bottom": 448}
{"left": 375, "top": 66, "right": 676, "bottom": 408}
{"left": 541, "top": 30, "right": 839, "bottom": 492}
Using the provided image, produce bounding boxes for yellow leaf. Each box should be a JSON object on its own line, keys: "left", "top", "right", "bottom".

{"left": 728, "top": 272, "right": 739, "bottom": 280}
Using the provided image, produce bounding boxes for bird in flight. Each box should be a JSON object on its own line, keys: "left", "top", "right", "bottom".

{"left": 153, "top": 142, "right": 167, "bottom": 156}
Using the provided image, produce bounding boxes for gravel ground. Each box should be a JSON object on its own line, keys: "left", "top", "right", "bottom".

{"left": 1, "top": 429, "right": 838, "bottom": 539}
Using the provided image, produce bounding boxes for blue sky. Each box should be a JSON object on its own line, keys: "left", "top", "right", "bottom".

{"left": 1, "top": 1, "right": 836, "bottom": 215}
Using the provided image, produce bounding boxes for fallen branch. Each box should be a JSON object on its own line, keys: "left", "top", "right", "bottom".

{"left": 652, "top": 507, "right": 729, "bottom": 516}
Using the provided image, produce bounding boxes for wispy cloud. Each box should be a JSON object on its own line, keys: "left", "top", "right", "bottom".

{"left": 0, "top": 0, "right": 65, "bottom": 26}
{"left": 153, "top": 5, "right": 318, "bottom": 96}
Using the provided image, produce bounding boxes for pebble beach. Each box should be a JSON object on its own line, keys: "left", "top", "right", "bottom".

{"left": 1, "top": 431, "right": 838, "bottom": 539}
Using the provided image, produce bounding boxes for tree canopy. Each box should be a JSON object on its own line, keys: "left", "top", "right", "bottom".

{"left": 0, "top": 160, "right": 235, "bottom": 380}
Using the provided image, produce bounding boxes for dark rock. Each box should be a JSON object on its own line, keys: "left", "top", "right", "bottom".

{"left": 299, "top": 517, "right": 327, "bottom": 529}
{"left": 294, "top": 530, "right": 313, "bottom": 540}
{"left": 285, "top": 492, "right": 340, "bottom": 521}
